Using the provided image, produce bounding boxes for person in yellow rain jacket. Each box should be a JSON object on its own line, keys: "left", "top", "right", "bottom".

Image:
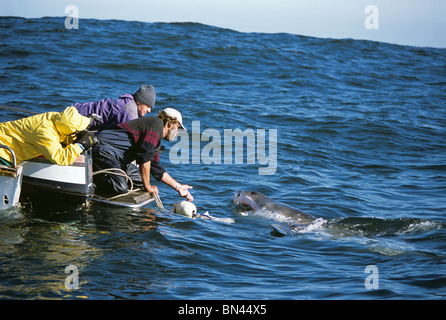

{"left": 0, "top": 106, "right": 95, "bottom": 166}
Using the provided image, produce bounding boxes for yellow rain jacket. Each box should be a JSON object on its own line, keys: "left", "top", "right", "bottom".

{"left": 0, "top": 107, "right": 91, "bottom": 166}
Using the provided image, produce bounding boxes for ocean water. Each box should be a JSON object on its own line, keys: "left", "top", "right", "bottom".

{"left": 0, "top": 17, "right": 445, "bottom": 300}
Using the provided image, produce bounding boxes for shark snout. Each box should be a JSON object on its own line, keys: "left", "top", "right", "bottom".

{"left": 234, "top": 191, "right": 242, "bottom": 204}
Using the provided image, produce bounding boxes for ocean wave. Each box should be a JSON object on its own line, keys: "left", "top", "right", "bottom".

{"left": 1, "top": 16, "right": 445, "bottom": 299}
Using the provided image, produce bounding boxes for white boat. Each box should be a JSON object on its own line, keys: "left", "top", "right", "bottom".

{"left": 21, "top": 149, "right": 95, "bottom": 198}
{"left": 0, "top": 107, "right": 155, "bottom": 209}
{"left": 20, "top": 149, "right": 155, "bottom": 209}
{"left": 0, "top": 145, "right": 24, "bottom": 210}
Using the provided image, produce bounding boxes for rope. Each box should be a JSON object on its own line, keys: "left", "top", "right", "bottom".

{"left": 93, "top": 168, "right": 134, "bottom": 199}
{"left": 92, "top": 168, "right": 164, "bottom": 210}
{"left": 152, "top": 193, "right": 164, "bottom": 210}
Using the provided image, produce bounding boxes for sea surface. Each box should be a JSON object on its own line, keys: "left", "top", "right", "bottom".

{"left": 0, "top": 17, "right": 445, "bottom": 300}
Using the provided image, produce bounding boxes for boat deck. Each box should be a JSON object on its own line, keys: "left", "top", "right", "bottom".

{"left": 88, "top": 189, "right": 155, "bottom": 209}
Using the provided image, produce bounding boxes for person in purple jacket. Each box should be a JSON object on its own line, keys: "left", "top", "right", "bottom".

{"left": 73, "top": 85, "right": 156, "bottom": 131}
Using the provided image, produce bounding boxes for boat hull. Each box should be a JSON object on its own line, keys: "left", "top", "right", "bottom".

{"left": 20, "top": 150, "right": 94, "bottom": 204}
{"left": 0, "top": 165, "right": 23, "bottom": 210}
{"left": 19, "top": 149, "right": 154, "bottom": 209}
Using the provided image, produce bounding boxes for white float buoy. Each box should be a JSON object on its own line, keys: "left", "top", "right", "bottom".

{"left": 174, "top": 201, "right": 197, "bottom": 218}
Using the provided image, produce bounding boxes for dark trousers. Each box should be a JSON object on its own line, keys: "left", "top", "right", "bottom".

{"left": 92, "top": 141, "right": 142, "bottom": 196}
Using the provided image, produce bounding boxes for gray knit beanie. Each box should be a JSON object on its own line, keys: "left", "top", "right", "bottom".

{"left": 133, "top": 85, "right": 156, "bottom": 107}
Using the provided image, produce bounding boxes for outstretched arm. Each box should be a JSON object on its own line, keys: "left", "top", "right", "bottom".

{"left": 140, "top": 161, "right": 159, "bottom": 194}
{"left": 160, "top": 172, "right": 194, "bottom": 201}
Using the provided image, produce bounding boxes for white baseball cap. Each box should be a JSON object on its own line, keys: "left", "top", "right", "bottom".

{"left": 163, "top": 108, "right": 186, "bottom": 131}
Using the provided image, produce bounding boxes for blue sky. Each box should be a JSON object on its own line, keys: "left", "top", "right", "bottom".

{"left": 1, "top": 0, "right": 445, "bottom": 48}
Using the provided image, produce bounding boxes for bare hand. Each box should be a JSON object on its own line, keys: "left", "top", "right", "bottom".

{"left": 146, "top": 185, "right": 159, "bottom": 195}
{"left": 178, "top": 184, "right": 194, "bottom": 201}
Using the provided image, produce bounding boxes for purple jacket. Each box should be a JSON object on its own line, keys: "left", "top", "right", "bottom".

{"left": 74, "top": 94, "right": 139, "bottom": 131}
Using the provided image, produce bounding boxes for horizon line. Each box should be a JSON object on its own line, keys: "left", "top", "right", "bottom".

{"left": 1, "top": 14, "right": 445, "bottom": 50}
